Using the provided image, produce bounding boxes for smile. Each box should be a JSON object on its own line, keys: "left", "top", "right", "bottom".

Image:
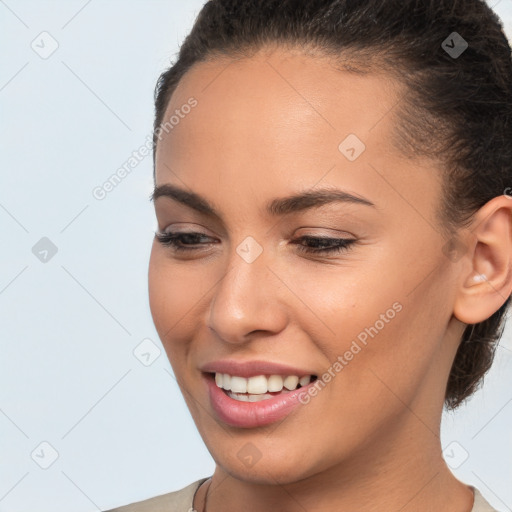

{"left": 214, "top": 372, "right": 316, "bottom": 401}
{"left": 203, "top": 371, "right": 319, "bottom": 428}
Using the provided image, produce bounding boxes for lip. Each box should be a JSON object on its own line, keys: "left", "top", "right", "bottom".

{"left": 199, "top": 359, "right": 317, "bottom": 378}
{"left": 202, "top": 372, "right": 318, "bottom": 428}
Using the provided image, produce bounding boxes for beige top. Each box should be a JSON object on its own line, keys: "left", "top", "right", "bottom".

{"left": 104, "top": 477, "right": 498, "bottom": 511}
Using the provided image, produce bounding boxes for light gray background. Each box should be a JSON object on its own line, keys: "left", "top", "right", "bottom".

{"left": 1, "top": 1, "right": 511, "bottom": 511}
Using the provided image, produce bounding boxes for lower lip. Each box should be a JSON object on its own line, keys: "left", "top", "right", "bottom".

{"left": 203, "top": 373, "right": 317, "bottom": 428}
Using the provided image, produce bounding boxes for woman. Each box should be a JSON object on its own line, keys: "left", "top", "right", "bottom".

{"left": 106, "top": 0, "right": 512, "bottom": 510}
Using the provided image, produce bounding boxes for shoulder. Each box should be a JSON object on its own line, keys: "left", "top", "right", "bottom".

{"left": 104, "top": 477, "right": 210, "bottom": 512}
{"left": 104, "top": 480, "right": 499, "bottom": 512}
{"left": 471, "top": 486, "right": 500, "bottom": 512}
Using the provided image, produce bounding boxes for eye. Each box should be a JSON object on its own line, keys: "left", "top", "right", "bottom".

{"left": 154, "top": 231, "right": 217, "bottom": 252}
{"left": 155, "top": 231, "right": 356, "bottom": 256}
{"left": 291, "top": 236, "right": 356, "bottom": 255}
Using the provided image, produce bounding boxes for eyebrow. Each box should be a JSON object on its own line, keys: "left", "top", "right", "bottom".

{"left": 150, "top": 183, "right": 375, "bottom": 219}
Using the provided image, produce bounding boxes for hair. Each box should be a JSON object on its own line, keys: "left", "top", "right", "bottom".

{"left": 152, "top": 0, "right": 512, "bottom": 410}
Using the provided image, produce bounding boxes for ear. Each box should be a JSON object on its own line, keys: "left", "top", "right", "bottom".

{"left": 453, "top": 195, "right": 512, "bottom": 324}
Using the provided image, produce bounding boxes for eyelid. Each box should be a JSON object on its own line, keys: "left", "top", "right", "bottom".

{"left": 157, "top": 224, "right": 358, "bottom": 242}
{"left": 294, "top": 226, "right": 357, "bottom": 238}
{"left": 160, "top": 222, "right": 217, "bottom": 236}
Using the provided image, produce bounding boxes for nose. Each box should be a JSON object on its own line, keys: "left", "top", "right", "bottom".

{"left": 207, "top": 244, "right": 288, "bottom": 344}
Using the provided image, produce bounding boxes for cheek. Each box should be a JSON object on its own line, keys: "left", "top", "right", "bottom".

{"left": 290, "top": 260, "right": 403, "bottom": 351}
{"left": 148, "top": 246, "right": 212, "bottom": 349}
{"left": 148, "top": 249, "right": 169, "bottom": 333}
{"left": 148, "top": 248, "right": 188, "bottom": 340}
{"left": 329, "top": 274, "right": 450, "bottom": 416}
{"left": 304, "top": 252, "right": 446, "bottom": 404}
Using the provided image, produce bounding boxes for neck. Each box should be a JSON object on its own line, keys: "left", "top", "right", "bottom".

{"left": 201, "top": 408, "right": 474, "bottom": 512}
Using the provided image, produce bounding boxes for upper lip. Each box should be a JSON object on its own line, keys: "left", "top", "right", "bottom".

{"left": 200, "top": 359, "right": 317, "bottom": 378}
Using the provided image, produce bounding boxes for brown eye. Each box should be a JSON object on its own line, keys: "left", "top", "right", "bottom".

{"left": 292, "top": 236, "right": 356, "bottom": 255}
{"left": 154, "top": 231, "right": 217, "bottom": 252}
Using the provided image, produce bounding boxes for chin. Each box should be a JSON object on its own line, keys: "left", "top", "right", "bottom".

{"left": 221, "top": 459, "right": 315, "bottom": 486}
{"left": 205, "top": 436, "right": 325, "bottom": 485}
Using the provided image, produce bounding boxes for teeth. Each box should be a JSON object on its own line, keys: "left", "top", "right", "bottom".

{"left": 230, "top": 376, "right": 247, "bottom": 393}
{"left": 229, "top": 392, "right": 250, "bottom": 401}
{"left": 267, "top": 375, "right": 283, "bottom": 392}
{"left": 214, "top": 373, "right": 314, "bottom": 394}
{"left": 229, "top": 391, "right": 274, "bottom": 402}
{"left": 299, "top": 375, "right": 311, "bottom": 386}
{"left": 283, "top": 375, "right": 299, "bottom": 390}
{"left": 247, "top": 375, "right": 267, "bottom": 394}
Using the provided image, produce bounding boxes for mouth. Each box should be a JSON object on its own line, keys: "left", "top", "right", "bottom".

{"left": 209, "top": 372, "right": 318, "bottom": 402}
{"left": 202, "top": 371, "right": 320, "bottom": 428}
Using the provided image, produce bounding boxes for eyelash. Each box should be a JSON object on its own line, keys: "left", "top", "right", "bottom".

{"left": 154, "top": 231, "right": 356, "bottom": 255}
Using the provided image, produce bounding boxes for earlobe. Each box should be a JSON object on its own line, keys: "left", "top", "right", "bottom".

{"left": 453, "top": 195, "right": 512, "bottom": 325}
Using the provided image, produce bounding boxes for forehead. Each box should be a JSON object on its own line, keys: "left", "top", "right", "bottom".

{"left": 154, "top": 48, "right": 440, "bottom": 224}
{"left": 157, "top": 48, "right": 401, "bottom": 165}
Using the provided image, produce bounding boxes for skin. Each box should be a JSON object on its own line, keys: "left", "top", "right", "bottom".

{"left": 148, "top": 46, "right": 512, "bottom": 512}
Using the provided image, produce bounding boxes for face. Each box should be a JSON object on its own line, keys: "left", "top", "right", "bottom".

{"left": 148, "top": 47, "right": 463, "bottom": 484}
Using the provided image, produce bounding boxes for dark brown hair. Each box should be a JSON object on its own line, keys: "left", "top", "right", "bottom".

{"left": 152, "top": 0, "right": 512, "bottom": 410}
